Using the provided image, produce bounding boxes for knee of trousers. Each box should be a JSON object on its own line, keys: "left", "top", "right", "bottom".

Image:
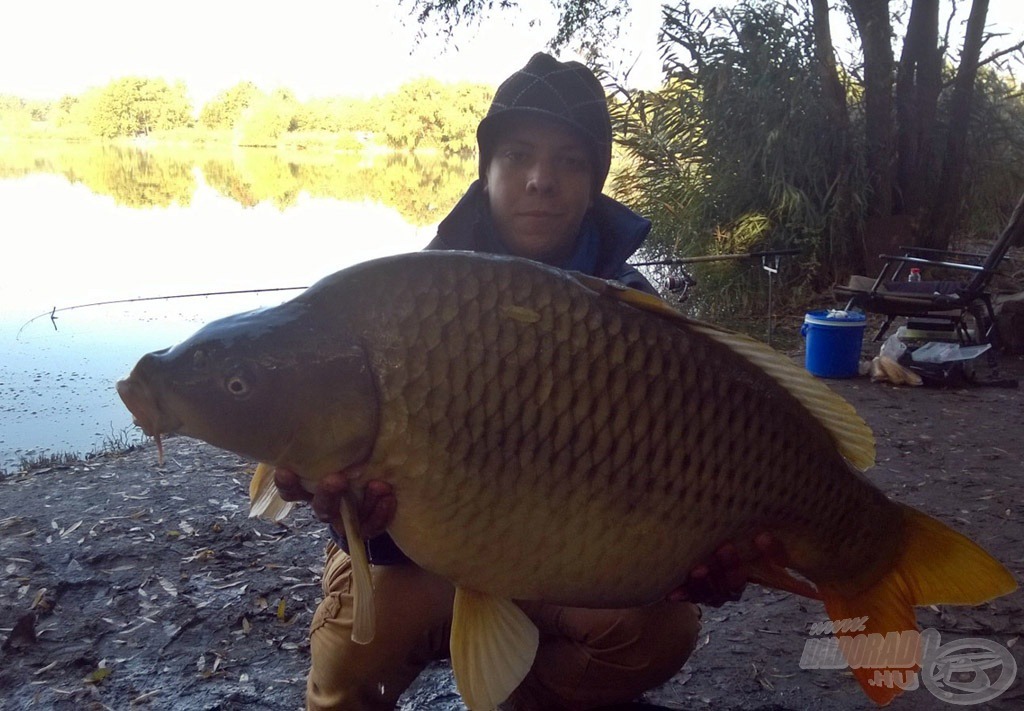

{"left": 589, "top": 601, "right": 702, "bottom": 681}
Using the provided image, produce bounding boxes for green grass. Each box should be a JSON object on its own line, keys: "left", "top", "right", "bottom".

{"left": 1, "top": 426, "right": 148, "bottom": 476}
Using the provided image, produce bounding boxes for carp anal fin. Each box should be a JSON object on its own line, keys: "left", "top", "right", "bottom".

{"left": 572, "top": 273, "right": 875, "bottom": 471}
{"left": 340, "top": 496, "right": 376, "bottom": 644}
{"left": 248, "top": 462, "right": 296, "bottom": 522}
{"left": 819, "top": 504, "right": 1017, "bottom": 706}
{"left": 450, "top": 587, "right": 539, "bottom": 711}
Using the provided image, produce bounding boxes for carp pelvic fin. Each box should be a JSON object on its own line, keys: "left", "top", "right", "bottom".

{"left": 746, "top": 559, "right": 821, "bottom": 600}
{"left": 819, "top": 504, "right": 1017, "bottom": 706}
{"left": 340, "top": 496, "right": 376, "bottom": 645}
{"left": 248, "top": 462, "right": 296, "bottom": 522}
{"left": 450, "top": 588, "right": 539, "bottom": 711}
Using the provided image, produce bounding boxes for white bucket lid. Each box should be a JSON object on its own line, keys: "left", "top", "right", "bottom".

{"left": 804, "top": 309, "right": 866, "bottom": 327}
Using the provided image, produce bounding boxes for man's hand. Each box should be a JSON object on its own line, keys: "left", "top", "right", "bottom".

{"left": 273, "top": 467, "right": 396, "bottom": 538}
{"left": 668, "top": 533, "right": 787, "bottom": 607}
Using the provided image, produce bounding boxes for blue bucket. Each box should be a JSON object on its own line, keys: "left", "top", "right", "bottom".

{"left": 801, "top": 310, "right": 866, "bottom": 378}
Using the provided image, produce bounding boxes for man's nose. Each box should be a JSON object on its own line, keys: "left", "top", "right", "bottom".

{"left": 526, "top": 159, "right": 556, "bottom": 193}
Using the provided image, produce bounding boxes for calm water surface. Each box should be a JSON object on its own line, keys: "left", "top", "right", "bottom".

{"left": 1, "top": 145, "right": 467, "bottom": 470}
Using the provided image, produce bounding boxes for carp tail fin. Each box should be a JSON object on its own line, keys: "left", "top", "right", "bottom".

{"left": 450, "top": 588, "right": 539, "bottom": 711}
{"left": 819, "top": 504, "right": 1017, "bottom": 706}
{"left": 340, "top": 496, "right": 375, "bottom": 645}
{"left": 248, "top": 462, "right": 295, "bottom": 522}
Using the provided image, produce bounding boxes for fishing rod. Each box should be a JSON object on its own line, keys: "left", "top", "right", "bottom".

{"left": 16, "top": 286, "right": 309, "bottom": 339}
{"left": 632, "top": 248, "right": 802, "bottom": 346}
{"left": 630, "top": 247, "right": 802, "bottom": 266}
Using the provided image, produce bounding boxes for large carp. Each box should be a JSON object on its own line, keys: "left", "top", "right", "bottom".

{"left": 117, "top": 251, "right": 1015, "bottom": 709}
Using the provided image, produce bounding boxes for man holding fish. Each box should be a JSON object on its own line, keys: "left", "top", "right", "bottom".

{"left": 275, "top": 53, "right": 782, "bottom": 711}
{"left": 117, "top": 51, "right": 1014, "bottom": 711}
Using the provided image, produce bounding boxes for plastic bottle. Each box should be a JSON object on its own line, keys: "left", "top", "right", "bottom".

{"left": 908, "top": 267, "right": 922, "bottom": 282}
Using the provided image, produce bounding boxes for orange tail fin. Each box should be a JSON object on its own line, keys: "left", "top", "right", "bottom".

{"left": 818, "top": 504, "right": 1016, "bottom": 706}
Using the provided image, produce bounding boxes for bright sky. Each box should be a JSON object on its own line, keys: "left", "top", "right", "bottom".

{"left": 0, "top": 0, "right": 666, "bottom": 105}
{"left": 2, "top": 1, "right": 1022, "bottom": 107}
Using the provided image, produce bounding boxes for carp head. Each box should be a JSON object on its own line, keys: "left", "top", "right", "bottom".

{"left": 116, "top": 299, "right": 379, "bottom": 479}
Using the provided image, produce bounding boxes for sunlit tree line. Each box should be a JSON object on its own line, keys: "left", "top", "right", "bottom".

{"left": 0, "top": 76, "right": 493, "bottom": 156}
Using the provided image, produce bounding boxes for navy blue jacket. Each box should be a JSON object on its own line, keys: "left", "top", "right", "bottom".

{"left": 331, "top": 181, "right": 656, "bottom": 564}
{"left": 426, "top": 180, "right": 656, "bottom": 294}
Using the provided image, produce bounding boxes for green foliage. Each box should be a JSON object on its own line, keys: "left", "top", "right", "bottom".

{"left": 380, "top": 78, "right": 491, "bottom": 155}
{"left": 293, "top": 96, "right": 376, "bottom": 133}
{"left": 0, "top": 94, "right": 32, "bottom": 134}
{"left": 1, "top": 73, "right": 492, "bottom": 159}
{"left": 400, "top": 0, "right": 628, "bottom": 54}
{"left": 957, "top": 69, "right": 1024, "bottom": 236}
{"left": 198, "top": 81, "right": 261, "bottom": 130}
{"left": 0, "top": 141, "right": 475, "bottom": 223}
{"left": 82, "top": 77, "right": 194, "bottom": 139}
{"left": 612, "top": 1, "right": 850, "bottom": 311}
{"left": 0, "top": 141, "right": 195, "bottom": 207}
{"left": 235, "top": 90, "right": 300, "bottom": 147}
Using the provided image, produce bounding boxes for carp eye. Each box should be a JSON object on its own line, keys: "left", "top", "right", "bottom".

{"left": 225, "top": 375, "right": 250, "bottom": 397}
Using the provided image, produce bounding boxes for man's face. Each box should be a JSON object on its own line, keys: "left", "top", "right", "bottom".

{"left": 483, "top": 115, "right": 595, "bottom": 264}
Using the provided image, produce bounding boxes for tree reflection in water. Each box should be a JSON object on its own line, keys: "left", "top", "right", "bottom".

{"left": 0, "top": 142, "right": 475, "bottom": 225}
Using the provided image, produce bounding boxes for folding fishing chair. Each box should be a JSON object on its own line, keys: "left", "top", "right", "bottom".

{"left": 834, "top": 192, "right": 1024, "bottom": 345}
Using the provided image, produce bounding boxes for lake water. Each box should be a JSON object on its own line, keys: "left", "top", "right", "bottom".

{"left": 0, "top": 143, "right": 472, "bottom": 470}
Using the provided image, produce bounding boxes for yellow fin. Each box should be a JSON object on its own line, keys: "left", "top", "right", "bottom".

{"left": 450, "top": 588, "right": 539, "bottom": 710}
{"left": 248, "top": 462, "right": 296, "bottom": 522}
{"left": 573, "top": 274, "right": 875, "bottom": 470}
{"left": 340, "top": 496, "right": 375, "bottom": 645}
{"left": 746, "top": 559, "right": 821, "bottom": 600}
{"left": 819, "top": 504, "right": 1017, "bottom": 706}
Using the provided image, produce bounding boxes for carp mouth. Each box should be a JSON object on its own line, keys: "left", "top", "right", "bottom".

{"left": 116, "top": 377, "right": 183, "bottom": 464}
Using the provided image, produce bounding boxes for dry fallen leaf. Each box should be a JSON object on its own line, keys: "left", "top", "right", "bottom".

{"left": 277, "top": 598, "right": 287, "bottom": 621}
{"left": 31, "top": 588, "right": 52, "bottom": 612}
{"left": 84, "top": 666, "right": 112, "bottom": 684}
{"left": 158, "top": 577, "right": 178, "bottom": 598}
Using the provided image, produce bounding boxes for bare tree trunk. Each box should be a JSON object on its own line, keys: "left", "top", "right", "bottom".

{"left": 894, "top": 0, "right": 942, "bottom": 223}
{"left": 810, "top": 0, "right": 863, "bottom": 271}
{"left": 924, "top": 0, "right": 990, "bottom": 249}
{"left": 847, "top": 0, "right": 895, "bottom": 218}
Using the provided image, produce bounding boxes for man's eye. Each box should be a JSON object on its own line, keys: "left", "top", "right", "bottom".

{"left": 562, "top": 155, "right": 589, "bottom": 170}
{"left": 504, "top": 150, "right": 526, "bottom": 162}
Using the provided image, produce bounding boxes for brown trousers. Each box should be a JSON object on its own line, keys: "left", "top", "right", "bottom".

{"left": 306, "top": 543, "right": 701, "bottom": 710}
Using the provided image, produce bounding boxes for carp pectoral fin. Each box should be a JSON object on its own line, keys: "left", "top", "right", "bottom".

{"left": 248, "top": 462, "right": 296, "bottom": 522}
{"left": 340, "top": 496, "right": 375, "bottom": 645}
{"left": 746, "top": 560, "right": 821, "bottom": 600}
{"left": 819, "top": 504, "right": 1017, "bottom": 706}
{"left": 450, "top": 588, "right": 539, "bottom": 711}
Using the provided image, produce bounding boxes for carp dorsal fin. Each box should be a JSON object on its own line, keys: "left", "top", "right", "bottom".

{"left": 249, "top": 462, "right": 296, "bottom": 522}
{"left": 340, "top": 496, "right": 376, "bottom": 644}
{"left": 450, "top": 588, "right": 539, "bottom": 711}
{"left": 572, "top": 274, "right": 876, "bottom": 471}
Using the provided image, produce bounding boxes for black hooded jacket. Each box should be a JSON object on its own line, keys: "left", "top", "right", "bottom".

{"left": 425, "top": 180, "right": 657, "bottom": 294}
